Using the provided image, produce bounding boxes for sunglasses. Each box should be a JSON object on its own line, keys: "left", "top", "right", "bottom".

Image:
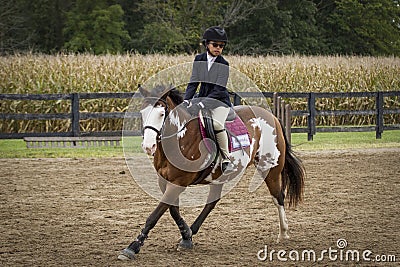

{"left": 209, "top": 42, "right": 225, "bottom": 48}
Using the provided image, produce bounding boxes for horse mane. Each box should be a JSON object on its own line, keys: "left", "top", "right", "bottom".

{"left": 144, "top": 84, "right": 183, "bottom": 106}
{"left": 167, "top": 87, "right": 184, "bottom": 106}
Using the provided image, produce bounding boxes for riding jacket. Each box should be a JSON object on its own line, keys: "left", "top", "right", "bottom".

{"left": 184, "top": 52, "right": 231, "bottom": 107}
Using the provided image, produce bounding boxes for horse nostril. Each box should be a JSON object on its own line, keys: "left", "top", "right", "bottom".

{"left": 143, "top": 144, "right": 156, "bottom": 155}
{"left": 150, "top": 144, "right": 156, "bottom": 155}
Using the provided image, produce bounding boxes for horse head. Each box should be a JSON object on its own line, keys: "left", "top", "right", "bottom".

{"left": 139, "top": 85, "right": 183, "bottom": 156}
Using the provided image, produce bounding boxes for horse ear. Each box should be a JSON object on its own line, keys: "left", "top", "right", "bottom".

{"left": 139, "top": 86, "right": 149, "bottom": 97}
{"left": 160, "top": 85, "right": 173, "bottom": 100}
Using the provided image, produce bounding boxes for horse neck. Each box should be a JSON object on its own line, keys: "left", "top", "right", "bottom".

{"left": 164, "top": 100, "right": 192, "bottom": 134}
{"left": 159, "top": 99, "right": 199, "bottom": 152}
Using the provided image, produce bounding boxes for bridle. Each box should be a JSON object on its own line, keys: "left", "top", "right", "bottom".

{"left": 141, "top": 97, "right": 169, "bottom": 141}
{"left": 141, "top": 96, "right": 191, "bottom": 141}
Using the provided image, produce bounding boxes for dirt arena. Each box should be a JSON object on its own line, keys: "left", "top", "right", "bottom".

{"left": 1, "top": 148, "right": 399, "bottom": 266}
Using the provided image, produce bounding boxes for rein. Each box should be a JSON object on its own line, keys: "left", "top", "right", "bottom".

{"left": 141, "top": 95, "right": 219, "bottom": 186}
{"left": 142, "top": 96, "right": 193, "bottom": 141}
{"left": 142, "top": 97, "right": 169, "bottom": 141}
{"left": 160, "top": 120, "right": 191, "bottom": 140}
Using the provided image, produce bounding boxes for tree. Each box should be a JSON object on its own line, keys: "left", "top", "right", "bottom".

{"left": 2, "top": 0, "right": 399, "bottom": 55}
{"left": 324, "top": 0, "right": 400, "bottom": 55}
{"left": 63, "top": 0, "right": 130, "bottom": 54}
{"left": 228, "top": 2, "right": 293, "bottom": 55}
{"left": 278, "top": 0, "right": 322, "bottom": 54}
{"left": 228, "top": 0, "right": 322, "bottom": 55}
{"left": 27, "top": 0, "right": 71, "bottom": 52}
{"left": 116, "top": 0, "right": 145, "bottom": 51}
{"left": 0, "top": 0, "right": 33, "bottom": 53}
{"left": 133, "top": 0, "right": 270, "bottom": 54}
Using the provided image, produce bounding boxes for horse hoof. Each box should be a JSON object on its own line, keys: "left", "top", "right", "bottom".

{"left": 177, "top": 238, "right": 193, "bottom": 250}
{"left": 118, "top": 248, "right": 135, "bottom": 260}
{"left": 276, "top": 234, "right": 290, "bottom": 243}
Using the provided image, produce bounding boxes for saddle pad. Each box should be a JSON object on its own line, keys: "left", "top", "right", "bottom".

{"left": 199, "top": 114, "right": 251, "bottom": 153}
{"left": 226, "top": 116, "right": 251, "bottom": 152}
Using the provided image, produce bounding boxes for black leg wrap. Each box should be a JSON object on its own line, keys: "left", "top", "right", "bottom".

{"left": 177, "top": 218, "right": 192, "bottom": 240}
{"left": 128, "top": 231, "right": 148, "bottom": 254}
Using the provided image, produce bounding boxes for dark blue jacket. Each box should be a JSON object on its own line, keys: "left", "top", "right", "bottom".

{"left": 184, "top": 52, "right": 231, "bottom": 107}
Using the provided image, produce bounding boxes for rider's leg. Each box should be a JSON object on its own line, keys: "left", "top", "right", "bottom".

{"left": 211, "top": 106, "right": 234, "bottom": 173}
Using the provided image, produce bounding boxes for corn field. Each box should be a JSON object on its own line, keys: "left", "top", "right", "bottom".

{"left": 0, "top": 53, "right": 399, "bottom": 134}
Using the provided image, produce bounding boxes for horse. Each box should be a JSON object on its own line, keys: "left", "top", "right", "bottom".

{"left": 119, "top": 85, "right": 305, "bottom": 260}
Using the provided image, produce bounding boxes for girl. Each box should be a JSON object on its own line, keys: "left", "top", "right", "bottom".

{"left": 184, "top": 26, "right": 234, "bottom": 173}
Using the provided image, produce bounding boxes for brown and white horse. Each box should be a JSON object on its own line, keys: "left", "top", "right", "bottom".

{"left": 119, "top": 86, "right": 305, "bottom": 260}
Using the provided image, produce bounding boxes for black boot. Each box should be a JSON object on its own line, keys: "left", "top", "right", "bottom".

{"left": 215, "top": 131, "right": 235, "bottom": 174}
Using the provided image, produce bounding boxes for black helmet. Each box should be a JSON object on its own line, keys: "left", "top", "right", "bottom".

{"left": 202, "top": 26, "right": 228, "bottom": 44}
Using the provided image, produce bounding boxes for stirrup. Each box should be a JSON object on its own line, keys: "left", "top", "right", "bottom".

{"left": 221, "top": 159, "right": 235, "bottom": 174}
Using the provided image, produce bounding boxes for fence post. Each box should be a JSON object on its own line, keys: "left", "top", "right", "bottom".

{"left": 233, "top": 93, "right": 242, "bottom": 106}
{"left": 273, "top": 92, "right": 278, "bottom": 116}
{"left": 276, "top": 96, "right": 281, "bottom": 120}
{"left": 71, "top": 93, "right": 80, "bottom": 137}
{"left": 307, "top": 92, "right": 316, "bottom": 141}
{"left": 280, "top": 99, "right": 285, "bottom": 123}
{"left": 376, "top": 91, "right": 384, "bottom": 139}
{"left": 285, "top": 104, "right": 292, "bottom": 145}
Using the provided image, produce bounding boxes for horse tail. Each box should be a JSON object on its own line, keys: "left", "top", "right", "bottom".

{"left": 280, "top": 120, "right": 305, "bottom": 207}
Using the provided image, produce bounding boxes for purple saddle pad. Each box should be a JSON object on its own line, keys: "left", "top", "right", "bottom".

{"left": 199, "top": 114, "right": 251, "bottom": 153}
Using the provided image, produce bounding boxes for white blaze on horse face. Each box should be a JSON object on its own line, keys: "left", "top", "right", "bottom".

{"left": 140, "top": 105, "right": 165, "bottom": 155}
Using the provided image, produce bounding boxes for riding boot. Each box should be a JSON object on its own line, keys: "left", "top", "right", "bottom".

{"left": 215, "top": 130, "right": 235, "bottom": 174}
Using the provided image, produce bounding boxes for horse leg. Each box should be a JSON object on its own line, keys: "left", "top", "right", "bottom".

{"left": 169, "top": 206, "right": 193, "bottom": 249}
{"left": 118, "top": 183, "right": 185, "bottom": 260}
{"left": 265, "top": 170, "right": 289, "bottom": 243}
{"left": 190, "top": 183, "right": 223, "bottom": 235}
{"left": 157, "top": 176, "right": 193, "bottom": 249}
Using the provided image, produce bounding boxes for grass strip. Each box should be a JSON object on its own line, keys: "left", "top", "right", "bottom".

{"left": 0, "top": 131, "right": 399, "bottom": 158}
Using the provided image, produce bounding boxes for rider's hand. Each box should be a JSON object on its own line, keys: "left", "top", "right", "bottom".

{"left": 183, "top": 100, "right": 191, "bottom": 108}
{"left": 197, "top": 101, "right": 205, "bottom": 109}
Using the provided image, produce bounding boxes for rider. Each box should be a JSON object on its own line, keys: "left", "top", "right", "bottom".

{"left": 184, "top": 26, "right": 234, "bottom": 173}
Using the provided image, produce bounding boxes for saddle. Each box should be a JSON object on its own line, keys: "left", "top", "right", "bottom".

{"left": 191, "top": 107, "right": 251, "bottom": 185}
{"left": 199, "top": 108, "right": 251, "bottom": 154}
{"left": 184, "top": 99, "right": 251, "bottom": 184}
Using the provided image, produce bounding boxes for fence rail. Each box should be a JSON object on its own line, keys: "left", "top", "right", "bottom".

{"left": 234, "top": 91, "right": 400, "bottom": 140}
{"left": 1, "top": 91, "right": 399, "bottom": 140}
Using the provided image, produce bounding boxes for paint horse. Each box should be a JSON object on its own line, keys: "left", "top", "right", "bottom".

{"left": 119, "top": 85, "right": 305, "bottom": 260}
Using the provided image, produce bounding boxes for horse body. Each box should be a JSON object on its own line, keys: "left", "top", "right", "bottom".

{"left": 119, "top": 87, "right": 305, "bottom": 260}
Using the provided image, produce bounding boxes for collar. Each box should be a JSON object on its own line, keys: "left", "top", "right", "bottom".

{"left": 207, "top": 52, "right": 217, "bottom": 63}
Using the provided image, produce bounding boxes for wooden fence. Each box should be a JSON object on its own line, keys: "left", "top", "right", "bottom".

{"left": 1, "top": 91, "right": 399, "bottom": 140}
{"left": 233, "top": 91, "right": 400, "bottom": 140}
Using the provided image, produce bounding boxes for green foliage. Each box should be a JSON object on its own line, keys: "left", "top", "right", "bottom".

{"left": 63, "top": 0, "right": 130, "bottom": 54}
{"left": 138, "top": 22, "right": 188, "bottom": 53}
{"left": 228, "top": 2, "right": 293, "bottom": 54}
{"left": 291, "top": 130, "right": 400, "bottom": 150}
{"left": 325, "top": 0, "right": 400, "bottom": 55}
{"left": 278, "top": 0, "right": 321, "bottom": 55}
{"left": 132, "top": 0, "right": 230, "bottom": 54}
{"left": 0, "top": 138, "right": 126, "bottom": 158}
{"left": 0, "top": 132, "right": 399, "bottom": 158}
{"left": 0, "top": 0, "right": 399, "bottom": 55}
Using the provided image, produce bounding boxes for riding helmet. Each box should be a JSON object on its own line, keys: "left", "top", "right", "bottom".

{"left": 202, "top": 26, "right": 228, "bottom": 44}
